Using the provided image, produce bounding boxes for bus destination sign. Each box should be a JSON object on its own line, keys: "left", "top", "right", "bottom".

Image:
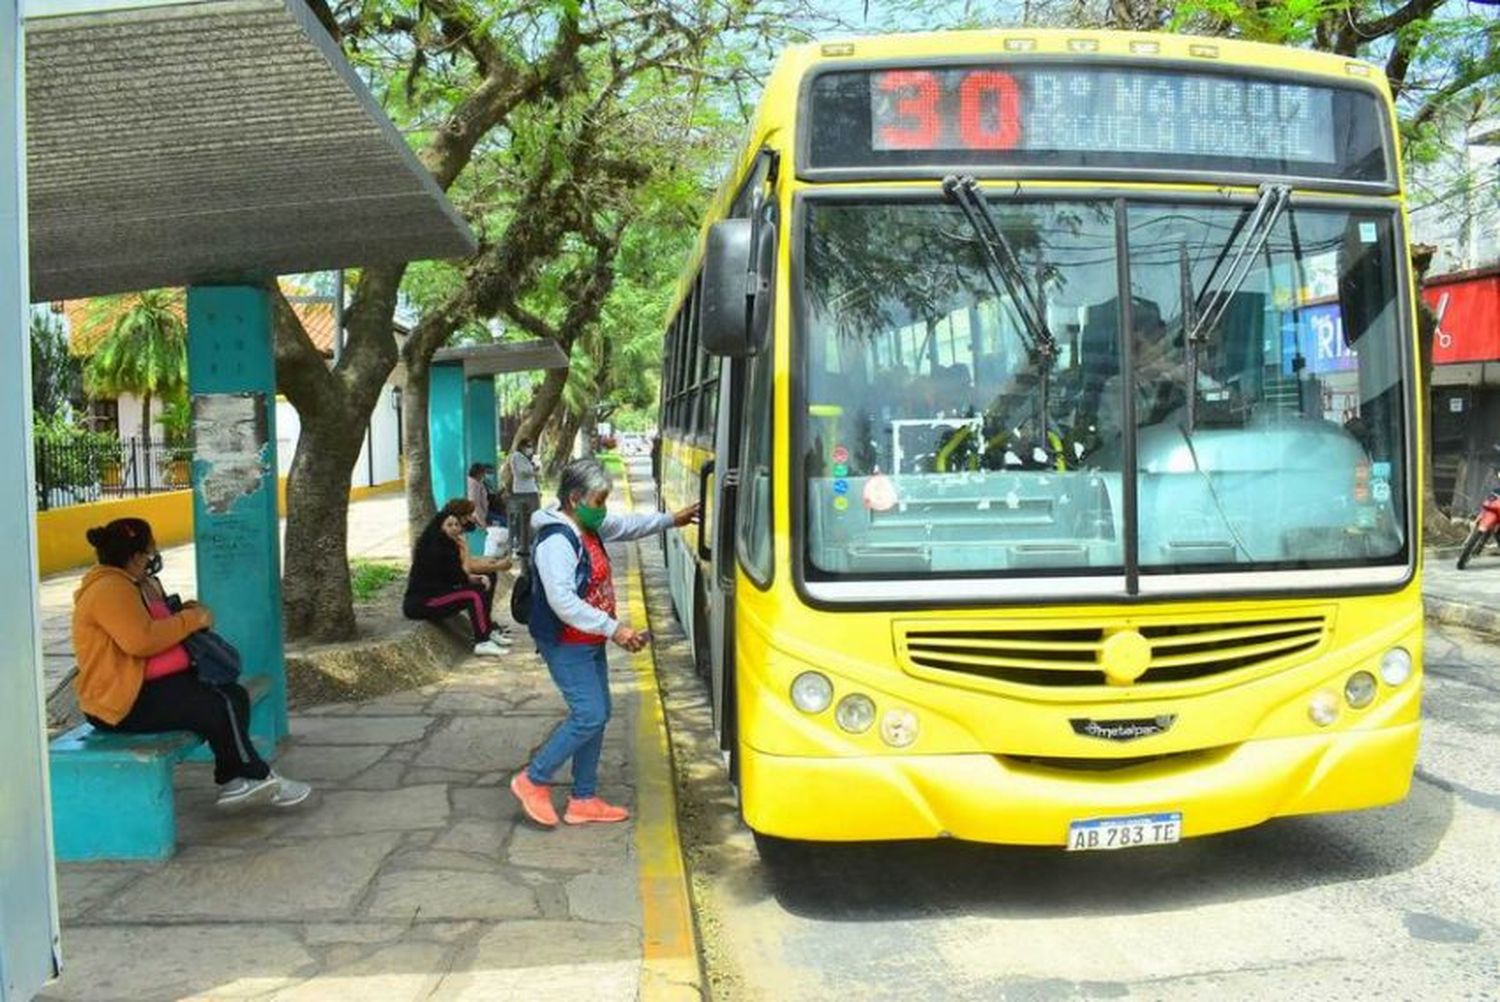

{"left": 803, "top": 62, "right": 1390, "bottom": 182}
{"left": 870, "top": 67, "right": 1336, "bottom": 164}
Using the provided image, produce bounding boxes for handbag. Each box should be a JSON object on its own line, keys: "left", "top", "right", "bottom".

{"left": 182, "top": 629, "right": 243, "bottom": 685}
{"left": 163, "top": 593, "right": 242, "bottom": 685}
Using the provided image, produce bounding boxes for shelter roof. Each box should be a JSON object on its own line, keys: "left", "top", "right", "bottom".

{"left": 432, "top": 340, "right": 570, "bottom": 377}
{"left": 24, "top": 0, "right": 476, "bottom": 301}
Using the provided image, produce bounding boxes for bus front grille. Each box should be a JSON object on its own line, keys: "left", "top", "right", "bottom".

{"left": 896, "top": 613, "right": 1329, "bottom": 689}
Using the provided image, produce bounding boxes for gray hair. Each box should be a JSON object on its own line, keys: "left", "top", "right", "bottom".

{"left": 557, "top": 458, "right": 612, "bottom": 508}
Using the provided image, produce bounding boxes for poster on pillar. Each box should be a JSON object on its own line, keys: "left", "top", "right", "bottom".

{"left": 1424, "top": 273, "right": 1500, "bottom": 364}
{"left": 192, "top": 392, "right": 271, "bottom": 514}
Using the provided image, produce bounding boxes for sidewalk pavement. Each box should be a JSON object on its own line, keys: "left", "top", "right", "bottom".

{"left": 39, "top": 529, "right": 700, "bottom": 1001}
{"left": 1423, "top": 548, "right": 1500, "bottom": 635}
{"left": 37, "top": 492, "right": 410, "bottom": 700}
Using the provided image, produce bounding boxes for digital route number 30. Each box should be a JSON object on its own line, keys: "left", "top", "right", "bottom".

{"left": 877, "top": 70, "right": 1020, "bottom": 150}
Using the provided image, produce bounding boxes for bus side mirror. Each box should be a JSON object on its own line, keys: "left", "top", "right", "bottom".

{"left": 702, "top": 218, "right": 753, "bottom": 357}
{"left": 702, "top": 216, "right": 775, "bottom": 357}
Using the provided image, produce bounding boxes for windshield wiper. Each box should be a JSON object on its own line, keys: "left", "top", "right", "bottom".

{"left": 943, "top": 175, "right": 1059, "bottom": 447}
{"left": 1183, "top": 183, "right": 1291, "bottom": 433}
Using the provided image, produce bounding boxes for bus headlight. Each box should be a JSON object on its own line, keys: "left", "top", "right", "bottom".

{"left": 835, "top": 694, "right": 876, "bottom": 733}
{"left": 880, "top": 708, "right": 919, "bottom": 747}
{"left": 790, "top": 671, "right": 833, "bottom": 714}
{"left": 1380, "top": 647, "right": 1413, "bottom": 687}
{"left": 1308, "top": 691, "right": 1340, "bottom": 727}
{"left": 1344, "top": 671, "right": 1378, "bottom": 709}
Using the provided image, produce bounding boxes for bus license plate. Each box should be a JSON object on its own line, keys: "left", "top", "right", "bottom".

{"left": 1067, "top": 812, "right": 1182, "bottom": 852}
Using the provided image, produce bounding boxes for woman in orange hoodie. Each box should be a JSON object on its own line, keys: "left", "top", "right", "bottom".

{"left": 72, "top": 518, "right": 310, "bottom": 809}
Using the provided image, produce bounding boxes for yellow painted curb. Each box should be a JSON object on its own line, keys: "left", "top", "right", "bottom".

{"left": 621, "top": 476, "right": 704, "bottom": 1001}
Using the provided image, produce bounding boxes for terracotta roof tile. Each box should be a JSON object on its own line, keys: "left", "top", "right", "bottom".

{"left": 63, "top": 286, "right": 338, "bottom": 358}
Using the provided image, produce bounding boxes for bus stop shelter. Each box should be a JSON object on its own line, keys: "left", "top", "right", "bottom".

{"left": 427, "top": 339, "right": 569, "bottom": 508}
{"left": 1, "top": 1, "right": 475, "bottom": 997}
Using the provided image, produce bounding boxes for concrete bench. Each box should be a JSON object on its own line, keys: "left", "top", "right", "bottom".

{"left": 49, "top": 675, "right": 275, "bottom": 862}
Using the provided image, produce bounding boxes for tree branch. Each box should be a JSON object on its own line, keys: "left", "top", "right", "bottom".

{"left": 1410, "top": 32, "right": 1500, "bottom": 131}
{"left": 270, "top": 284, "right": 336, "bottom": 418}
{"left": 1353, "top": 0, "right": 1446, "bottom": 45}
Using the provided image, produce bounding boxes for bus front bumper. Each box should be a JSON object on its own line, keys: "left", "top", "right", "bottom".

{"left": 739, "top": 722, "right": 1419, "bottom": 845}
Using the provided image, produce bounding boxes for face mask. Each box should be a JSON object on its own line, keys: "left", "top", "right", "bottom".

{"left": 145, "top": 553, "right": 163, "bottom": 576}
{"left": 574, "top": 503, "right": 607, "bottom": 532}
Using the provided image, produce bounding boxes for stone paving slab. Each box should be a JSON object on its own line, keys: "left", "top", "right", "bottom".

{"left": 37, "top": 532, "right": 691, "bottom": 1002}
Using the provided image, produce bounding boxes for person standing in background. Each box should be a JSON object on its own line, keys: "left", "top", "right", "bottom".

{"left": 504, "top": 437, "right": 542, "bottom": 564}
{"left": 466, "top": 463, "right": 504, "bottom": 527}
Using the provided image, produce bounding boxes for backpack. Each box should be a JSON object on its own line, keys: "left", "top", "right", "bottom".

{"left": 509, "top": 522, "right": 587, "bottom": 625}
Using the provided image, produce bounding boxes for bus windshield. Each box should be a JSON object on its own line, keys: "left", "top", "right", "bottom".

{"left": 799, "top": 197, "right": 1408, "bottom": 581}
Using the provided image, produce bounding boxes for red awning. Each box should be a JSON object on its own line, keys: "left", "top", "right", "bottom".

{"left": 1424, "top": 271, "right": 1500, "bottom": 364}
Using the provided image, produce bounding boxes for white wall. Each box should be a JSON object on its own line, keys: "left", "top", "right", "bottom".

{"left": 114, "top": 392, "right": 178, "bottom": 490}
{"left": 115, "top": 391, "right": 166, "bottom": 442}
{"left": 275, "top": 381, "right": 402, "bottom": 489}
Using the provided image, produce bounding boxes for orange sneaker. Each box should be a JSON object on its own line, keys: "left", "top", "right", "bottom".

{"left": 564, "top": 796, "right": 631, "bottom": 824}
{"left": 510, "top": 771, "right": 558, "bottom": 827}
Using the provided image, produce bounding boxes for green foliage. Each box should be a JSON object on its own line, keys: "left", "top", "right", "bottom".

{"left": 155, "top": 397, "right": 193, "bottom": 446}
{"left": 328, "top": 0, "right": 831, "bottom": 446}
{"left": 33, "top": 411, "right": 117, "bottom": 448}
{"left": 82, "top": 290, "right": 189, "bottom": 411}
{"left": 30, "top": 308, "right": 81, "bottom": 420}
{"left": 349, "top": 559, "right": 404, "bottom": 601}
{"left": 32, "top": 413, "right": 121, "bottom": 499}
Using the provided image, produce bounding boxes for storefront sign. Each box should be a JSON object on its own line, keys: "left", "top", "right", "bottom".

{"left": 1424, "top": 272, "right": 1500, "bottom": 364}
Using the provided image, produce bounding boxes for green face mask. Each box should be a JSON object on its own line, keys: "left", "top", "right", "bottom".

{"left": 575, "top": 503, "right": 607, "bottom": 532}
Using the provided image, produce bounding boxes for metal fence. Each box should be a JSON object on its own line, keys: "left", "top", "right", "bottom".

{"left": 34, "top": 436, "right": 194, "bottom": 511}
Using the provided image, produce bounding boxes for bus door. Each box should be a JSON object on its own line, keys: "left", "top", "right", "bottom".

{"left": 706, "top": 355, "right": 746, "bottom": 736}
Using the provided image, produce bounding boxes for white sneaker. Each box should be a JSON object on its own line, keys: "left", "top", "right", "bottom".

{"left": 216, "top": 775, "right": 279, "bottom": 809}
{"left": 489, "top": 627, "right": 514, "bottom": 646}
{"left": 271, "top": 774, "right": 313, "bottom": 808}
{"left": 473, "top": 639, "right": 508, "bottom": 657}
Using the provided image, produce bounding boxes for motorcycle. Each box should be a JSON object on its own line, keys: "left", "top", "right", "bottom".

{"left": 1457, "top": 462, "right": 1500, "bottom": 570}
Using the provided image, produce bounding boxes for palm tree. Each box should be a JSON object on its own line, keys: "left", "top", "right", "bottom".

{"left": 82, "top": 290, "right": 188, "bottom": 485}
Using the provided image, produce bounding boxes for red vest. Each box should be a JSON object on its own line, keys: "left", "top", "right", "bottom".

{"left": 560, "top": 531, "right": 614, "bottom": 645}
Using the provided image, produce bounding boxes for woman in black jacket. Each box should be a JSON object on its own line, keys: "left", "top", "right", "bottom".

{"left": 403, "top": 511, "right": 510, "bottom": 657}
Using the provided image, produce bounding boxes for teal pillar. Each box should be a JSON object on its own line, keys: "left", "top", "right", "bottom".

{"left": 186, "top": 287, "right": 288, "bottom": 751}
{"left": 464, "top": 376, "right": 497, "bottom": 548}
{"left": 466, "top": 376, "right": 497, "bottom": 474}
{"left": 429, "top": 362, "right": 466, "bottom": 509}
{"left": 0, "top": 0, "right": 62, "bottom": 992}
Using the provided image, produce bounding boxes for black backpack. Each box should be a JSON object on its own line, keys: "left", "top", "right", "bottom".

{"left": 509, "top": 523, "right": 586, "bottom": 625}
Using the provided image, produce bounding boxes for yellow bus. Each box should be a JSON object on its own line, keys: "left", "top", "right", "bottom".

{"left": 655, "top": 29, "right": 1421, "bottom": 851}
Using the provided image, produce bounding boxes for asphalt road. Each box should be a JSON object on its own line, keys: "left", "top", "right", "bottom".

{"left": 628, "top": 461, "right": 1500, "bottom": 1001}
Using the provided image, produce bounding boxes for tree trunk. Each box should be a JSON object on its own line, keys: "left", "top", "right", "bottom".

{"left": 547, "top": 408, "right": 584, "bottom": 480}
{"left": 1412, "top": 249, "right": 1467, "bottom": 545}
{"left": 274, "top": 276, "right": 401, "bottom": 642}
{"left": 514, "top": 366, "right": 569, "bottom": 465}
{"left": 281, "top": 416, "right": 364, "bottom": 641}
{"left": 402, "top": 355, "right": 438, "bottom": 544}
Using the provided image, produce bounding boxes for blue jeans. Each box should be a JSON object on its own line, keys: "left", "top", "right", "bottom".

{"left": 527, "top": 640, "right": 611, "bottom": 799}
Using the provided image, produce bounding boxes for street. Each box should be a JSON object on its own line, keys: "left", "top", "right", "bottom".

{"left": 629, "top": 466, "right": 1500, "bottom": 1001}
